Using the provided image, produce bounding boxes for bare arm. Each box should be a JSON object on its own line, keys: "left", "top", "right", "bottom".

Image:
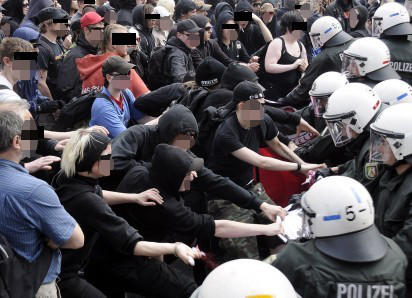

{"left": 214, "top": 219, "right": 283, "bottom": 238}
{"left": 252, "top": 13, "right": 273, "bottom": 43}
{"left": 265, "top": 137, "right": 305, "bottom": 164}
{"left": 264, "top": 39, "right": 298, "bottom": 74}
{"left": 48, "top": 223, "right": 84, "bottom": 249}
{"left": 232, "top": 146, "right": 300, "bottom": 171}
{"left": 37, "top": 69, "right": 53, "bottom": 100}
{"left": 102, "top": 189, "right": 164, "bottom": 206}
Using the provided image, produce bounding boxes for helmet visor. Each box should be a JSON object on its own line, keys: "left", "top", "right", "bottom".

{"left": 310, "top": 95, "right": 330, "bottom": 117}
{"left": 310, "top": 33, "right": 322, "bottom": 50}
{"left": 371, "top": 17, "right": 383, "bottom": 38}
{"left": 326, "top": 119, "right": 355, "bottom": 147}
{"left": 369, "top": 128, "right": 404, "bottom": 163}
{"left": 341, "top": 54, "right": 365, "bottom": 79}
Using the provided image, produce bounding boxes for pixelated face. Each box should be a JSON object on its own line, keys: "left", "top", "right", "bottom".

{"left": 170, "top": 134, "right": 196, "bottom": 150}
{"left": 12, "top": 54, "right": 38, "bottom": 81}
{"left": 94, "top": 144, "right": 113, "bottom": 176}
{"left": 86, "top": 23, "right": 104, "bottom": 45}
{"left": 104, "top": 10, "right": 118, "bottom": 25}
{"left": 222, "top": 20, "right": 238, "bottom": 41}
{"left": 110, "top": 73, "right": 131, "bottom": 90}
{"left": 237, "top": 98, "right": 265, "bottom": 128}
{"left": 349, "top": 7, "right": 359, "bottom": 29}
{"left": 52, "top": 20, "right": 70, "bottom": 37}
{"left": 20, "top": 118, "right": 40, "bottom": 159}
{"left": 180, "top": 31, "right": 201, "bottom": 49}
{"left": 159, "top": 16, "right": 173, "bottom": 32}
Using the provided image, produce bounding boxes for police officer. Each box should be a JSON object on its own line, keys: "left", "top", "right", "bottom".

{"left": 372, "top": 2, "right": 412, "bottom": 85}
{"left": 276, "top": 16, "right": 353, "bottom": 108}
{"left": 191, "top": 259, "right": 298, "bottom": 298}
{"left": 273, "top": 176, "right": 408, "bottom": 298}
{"left": 369, "top": 103, "right": 412, "bottom": 296}
{"left": 373, "top": 79, "right": 412, "bottom": 107}
{"left": 341, "top": 37, "right": 401, "bottom": 87}
{"left": 321, "top": 83, "right": 384, "bottom": 193}
{"left": 299, "top": 71, "right": 348, "bottom": 133}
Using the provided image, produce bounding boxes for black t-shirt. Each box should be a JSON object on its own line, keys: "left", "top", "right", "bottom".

{"left": 38, "top": 35, "right": 65, "bottom": 98}
{"left": 209, "top": 113, "right": 278, "bottom": 187}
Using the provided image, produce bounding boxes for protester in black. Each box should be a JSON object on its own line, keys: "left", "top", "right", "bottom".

{"left": 349, "top": 5, "right": 370, "bottom": 38}
{"left": 53, "top": 129, "right": 204, "bottom": 298}
{"left": 132, "top": 4, "right": 156, "bottom": 59}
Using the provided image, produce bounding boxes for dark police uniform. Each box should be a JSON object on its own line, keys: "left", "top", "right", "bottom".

{"left": 273, "top": 239, "right": 407, "bottom": 298}
{"left": 279, "top": 39, "right": 355, "bottom": 109}
{"left": 381, "top": 38, "right": 412, "bottom": 86}
{"left": 374, "top": 167, "right": 412, "bottom": 296}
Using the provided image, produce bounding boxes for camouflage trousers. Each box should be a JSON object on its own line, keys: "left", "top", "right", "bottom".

{"left": 207, "top": 182, "right": 279, "bottom": 262}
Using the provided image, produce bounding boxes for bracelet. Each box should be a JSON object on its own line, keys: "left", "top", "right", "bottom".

{"left": 296, "top": 163, "right": 301, "bottom": 171}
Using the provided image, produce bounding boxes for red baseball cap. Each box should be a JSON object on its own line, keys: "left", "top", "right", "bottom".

{"left": 80, "top": 12, "right": 104, "bottom": 28}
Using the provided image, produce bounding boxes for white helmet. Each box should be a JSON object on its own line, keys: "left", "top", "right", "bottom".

{"left": 342, "top": 37, "right": 400, "bottom": 81}
{"left": 323, "top": 83, "right": 382, "bottom": 147}
{"left": 372, "top": 2, "right": 412, "bottom": 37}
{"left": 373, "top": 79, "right": 412, "bottom": 106}
{"left": 192, "top": 259, "right": 298, "bottom": 298}
{"left": 309, "top": 72, "right": 349, "bottom": 117}
{"left": 309, "top": 16, "right": 352, "bottom": 50}
{"left": 301, "top": 176, "right": 387, "bottom": 262}
{"left": 370, "top": 103, "right": 412, "bottom": 164}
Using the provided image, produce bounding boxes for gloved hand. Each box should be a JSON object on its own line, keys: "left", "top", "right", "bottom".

{"left": 315, "top": 167, "right": 336, "bottom": 180}
{"left": 38, "top": 100, "right": 64, "bottom": 113}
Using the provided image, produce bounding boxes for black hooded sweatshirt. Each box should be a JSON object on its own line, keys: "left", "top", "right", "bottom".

{"left": 109, "top": 104, "right": 263, "bottom": 211}
{"left": 57, "top": 34, "right": 98, "bottom": 102}
{"left": 114, "top": 144, "right": 216, "bottom": 243}
{"left": 166, "top": 36, "right": 196, "bottom": 83}
{"left": 52, "top": 172, "right": 143, "bottom": 279}
{"left": 234, "top": 0, "right": 266, "bottom": 56}
{"left": 215, "top": 10, "right": 250, "bottom": 63}
{"left": 117, "top": 0, "right": 137, "bottom": 26}
{"left": 133, "top": 5, "right": 156, "bottom": 59}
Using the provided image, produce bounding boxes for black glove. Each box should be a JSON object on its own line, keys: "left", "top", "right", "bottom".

{"left": 38, "top": 100, "right": 64, "bottom": 113}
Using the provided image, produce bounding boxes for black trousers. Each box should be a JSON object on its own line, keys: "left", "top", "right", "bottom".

{"left": 84, "top": 255, "right": 197, "bottom": 298}
{"left": 58, "top": 276, "right": 106, "bottom": 298}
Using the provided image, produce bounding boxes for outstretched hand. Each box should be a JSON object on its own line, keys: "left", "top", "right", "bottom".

{"left": 135, "top": 188, "right": 164, "bottom": 206}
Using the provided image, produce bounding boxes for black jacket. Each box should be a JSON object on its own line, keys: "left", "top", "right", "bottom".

{"left": 166, "top": 36, "right": 196, "bottom": 83}
{"left": 57, "top": 34, "right": 98, "bottom": 102}
{"left": 324, "top": 0, "right": 361, "bottom": 33}
{"left": 110, "top": 104, "right": 263, "bottom": 211}
{"left": 52, "top": 171, "right": 143, "bottom": 279}
{"left": 282, "top": 38, "right": 354, "bottom": 109}
{"left": 381, "top": 37, "right": 412, "bottom": 86}
{"left": 117, "top": 0, "right": 136, "bottom": 26}
{"left": 133, "top": 5, "right": 156, "bottom": 59}
{"left": 192, "top": 39, "right": 235, "bottom": 68}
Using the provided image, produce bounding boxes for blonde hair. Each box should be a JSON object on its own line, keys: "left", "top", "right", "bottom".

{"left": 61, "top": 128, "right": 95, "bottom": 177}
{"left": 99, "top": 24, "right": 128, "bottom": 54}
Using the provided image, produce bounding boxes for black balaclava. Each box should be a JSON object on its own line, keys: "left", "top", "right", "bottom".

{"left": 76, "top": 132, "right": 111, "bottom": 173}
{"left": 337, "top": 0, "right": 353, "bottom": 11}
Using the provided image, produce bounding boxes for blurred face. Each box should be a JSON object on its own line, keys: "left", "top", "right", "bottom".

{"left": 291, "top": 29, "right": 304, "bottom": 40}
{"left": 104, "top": 10, "right": 118, "bottom": 25}
{"left": 20, "top": 116, "right": 40, "bottom": 159}
{"left": 110, "top": 28, "right": 129, "bottom": 57}
{"left": 107, "top": 71, "right": 131, "bottom": 90}
{"left": 222, "top": 20, "right": 238, "bottom": 41}
{"left": 170, "top": 133, "right": 196, "bottom": 150}
{"left": 91, "top": 144, "right": 113, "bottom": 177}
{"left": 145, "top": 17, "right": 157, "bottom": 29}
{"left": 22, "top": 0, "right": 30, "bottom": 15}
{"left": 179, "top": 171, "right": 196, "bottom": 192}
{"left": 261, "top": 11, "right": 274, "bottom": 24}
{"left": 236, "top": 97, "right": 265, "bottom": 128}
{"left": 177, "top": 31, "right": 200, "bottom": 49}
{"left": 204, "top": 22, "right": 212, "bottom": 41}
{"left": 51, "top": 21, "right": 70, "bottom": 37}
{"left": 12, "top": 59, "right": 37, "bottom": 81}
{"left": 84, "top": 22, "right": 104, "bottom": 47}
{"left": 158, "top": 16, "right": 173, "bottom": 32}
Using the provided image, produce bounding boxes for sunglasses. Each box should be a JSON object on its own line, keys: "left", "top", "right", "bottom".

{"left": 253, "top": 2, "right": 262, "bottom": 7}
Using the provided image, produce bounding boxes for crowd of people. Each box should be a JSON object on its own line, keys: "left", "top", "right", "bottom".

{"left": 0, "top": 0, "right": 412, "bottom": 297}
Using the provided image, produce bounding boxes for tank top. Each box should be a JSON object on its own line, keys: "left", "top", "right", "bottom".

{"left": 260, "top": 37, "right": 303, "bottom": 100}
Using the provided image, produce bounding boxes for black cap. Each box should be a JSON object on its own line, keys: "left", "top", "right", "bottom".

{"left": 233, "top": 80, "right": 265, "bottom": 103}
{"left": 367, "top": 64, "right": 401, "bottom": 81}
{"left": 195, "top": 57, "right": 227, "bottom": 88}
{"left": 177, "top": 19, "right": 201, "bottom": 33}
{"left": 102, "top": 56, "right": 135, "bottom": 75}
{"left": 315, "top": 225, "right": 388, "bottom": 263}
{"left": 35, "top": 7, "right": 69, "bottom": 25}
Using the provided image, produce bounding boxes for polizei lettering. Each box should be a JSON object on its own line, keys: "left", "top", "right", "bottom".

{"left": 390, "top": 61, "right": 412, "bottom": 73}
{"left": 336, "top": 283, "right": 394, "bottom": 298}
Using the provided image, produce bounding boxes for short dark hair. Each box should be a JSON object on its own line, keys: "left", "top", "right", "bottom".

{"left": 279, "top": 10, "right": 304, "bottom": 35}
{"left": 0, "top": 110, "right": 23, "bottom": 154}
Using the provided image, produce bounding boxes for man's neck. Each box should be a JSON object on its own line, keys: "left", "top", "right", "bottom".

{"left": 108, "top": 86, "right": 121, "bottom": 98}
{"left": 0, "top": 152, "right": 20, "bottom": 165}
{"left": 236, "top": 111, "right": 251, "bottom": 130}
{"left": 43, "top": 31, "right": 58, "bottom": 43}
{"left": 0, "top": 68, "right": 16, "bottom": 86}
{"left": 396, "top": 163, "right": 412, "bottom": 176}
